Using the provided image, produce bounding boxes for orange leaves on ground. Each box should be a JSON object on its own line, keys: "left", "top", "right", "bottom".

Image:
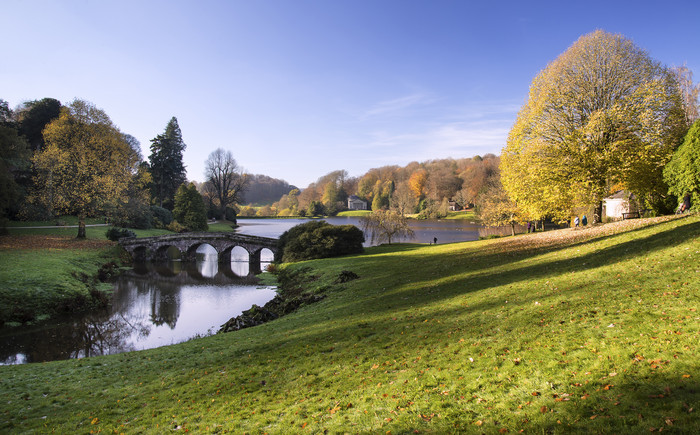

{"left": 0, "top": 235, "right": 113, "bottom": 250}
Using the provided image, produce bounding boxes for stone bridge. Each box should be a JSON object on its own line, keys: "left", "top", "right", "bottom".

{"left": 119, "top": 232, "right": 279, "bottom": 272}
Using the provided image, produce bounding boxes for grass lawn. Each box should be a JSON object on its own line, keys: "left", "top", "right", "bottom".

{"left": 0, "top": 214, "right": 698, "bottom": 433}
{"left": 0, "top": 235, "right": 120, "bottom": 325}
{"left": 337, "top": 210, "right": 372, "bottom": 217}
{"left": 206, "top": 220, "right": 238, "bottom": 232}
{"left": 444, "top": 210, "right": 477, "bottom": 220}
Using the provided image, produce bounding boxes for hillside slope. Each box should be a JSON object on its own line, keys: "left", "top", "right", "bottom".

{"left": 1, "top": 214, "right": 698, "bottom": 433}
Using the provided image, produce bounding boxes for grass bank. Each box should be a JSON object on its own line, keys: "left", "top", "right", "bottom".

{"left": 0, "top": 235, "right": 121, "bottom": 325}
{"left": 1, "top": 215, "right": 698, "bottom": 433}
{"left": 0, "top": 218, "right": 240, "bottom": 325}
{"left": 444, "top": 210, "right": 477, "bottom": 220}
{"left": 337, "top": 210, "right": 372, "bottom": 217}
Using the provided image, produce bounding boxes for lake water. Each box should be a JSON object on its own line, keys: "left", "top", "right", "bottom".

{"left": 0, "top": 217, "right": 522, "bottom": 365}
{"left": 0, "top": 260, "right": 276, "bottom": 365}
{"left": 234, "top": 216, "right": 523, "bottom": 244}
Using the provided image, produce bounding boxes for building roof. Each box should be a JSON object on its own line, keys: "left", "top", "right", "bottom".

{"left": 605, "top": 190, "right": 629, "bottom": 200}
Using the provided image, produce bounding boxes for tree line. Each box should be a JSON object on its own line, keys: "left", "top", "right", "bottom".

{"left": 3, "top": 31, "right": 698, "bottom": 237}
{"left": 0, "top": 98, "right": 248, "bottom": 236}
{"left": 241, "top": 155, "right": 500, "bottom": 219}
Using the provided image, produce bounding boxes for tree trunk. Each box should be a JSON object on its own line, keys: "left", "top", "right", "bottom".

{"left": 593, "top": 200, "right": 603, "bottom": 224}
{"left": 510, "top": 222, "right": 515, "bottom": 236}
{"left": 77, "top": 216, "right": 86, "bottom": 239}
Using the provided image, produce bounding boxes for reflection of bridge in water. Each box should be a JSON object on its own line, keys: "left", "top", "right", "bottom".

{"left": 129, "top": 260, "right": 267, "bottom": 281}
{"left": 120, "top": 232, "right": 279, "bottom": 275}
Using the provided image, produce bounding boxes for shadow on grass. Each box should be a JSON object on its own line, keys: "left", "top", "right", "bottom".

{"left": 347, "top": 219, "right": 700, "bottom": 316}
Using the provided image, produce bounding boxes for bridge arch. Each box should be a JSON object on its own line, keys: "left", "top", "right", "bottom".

{"left": 185, "top": 242, "right": 217, "bottom": 262}
{"left": 154, "top": 245, "right": 182, "bottom": 262}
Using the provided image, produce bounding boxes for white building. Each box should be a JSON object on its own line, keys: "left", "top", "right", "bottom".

{"left": 347, "top": 195, "right": 368, "bottom": 210}
{"left": 603, "top": 191, "right": 637, "bottom": 219}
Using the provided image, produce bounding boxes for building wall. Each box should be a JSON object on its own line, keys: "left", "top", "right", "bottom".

{"left": 604, "top": 198, "right": 627, "bottom": 219}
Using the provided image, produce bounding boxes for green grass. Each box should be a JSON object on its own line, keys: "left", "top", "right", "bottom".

{"left": 0, "top": 215, "right": 698, "bottom": 433}
{"left": 337, "top": 210, "right": 372, "bottom": 217}
{"left": 444, "top": 210, "right": 477, "bottom": 220}
{"left": 206, "top": 220, "right": 238, "bottom": 232}
{"left": 0, "top": 242, "right": 121, "bottom": 325}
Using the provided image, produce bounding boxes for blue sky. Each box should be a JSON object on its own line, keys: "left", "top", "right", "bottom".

{"left": 3, "top": 0, "right": 699, "bottom": 187}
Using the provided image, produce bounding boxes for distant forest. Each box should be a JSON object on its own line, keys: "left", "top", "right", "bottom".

{"left": 242, "top": 174, "right": 297, "bottom": 206}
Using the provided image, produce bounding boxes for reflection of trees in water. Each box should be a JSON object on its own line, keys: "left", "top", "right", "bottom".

{"left": 1, "top": 258, "right": 268, "bottom": 365}
{"left": 149, "top": 287, "right": 181, "bottom": 329}
{"left": 70, "top": 314, "right": 147, "bottom": 359}
{"left": 112, "top": 269, "right": 181, "bottom": 330}
{"left": 0, "top": 311, "right": 150, "bottom": 364}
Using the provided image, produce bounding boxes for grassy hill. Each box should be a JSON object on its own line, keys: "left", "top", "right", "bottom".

{"left": 1, "top": 214, "right": 698, "bottom": 433}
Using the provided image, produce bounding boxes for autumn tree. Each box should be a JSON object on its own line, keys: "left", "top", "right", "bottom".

{"left": 107, "top": 161, "right": 153, "bottom": 229}
{"left": 424, "top": 159, "right": 462, "bottom": 202}
{"left": 203, "top": 148, "right": 248, "bottom": 220}
{"left": 390, "top": 181, "right": 418, "bottom": 216}
{"left": 371, "top": 180, "right": 394, "bottom": 210}
{"left": 476, "top": 179, "right": 522, "bottom": 236}
{"left": 149, "top": 117, "right": 186, "bottom": 209}
{"left": 664, "top": 119, "right": 700, "bottom": 210}
{"left": 274, "top": 188, "right": 300, "bottom": 216}
{"left": 456, "top": 155, "right": 499, "bottom": 208}
{"left": 408, "top": 169, "right": 427, "bottom": 199}
{"left": 31, "top": 100, "right": 139, "bottom": 238}
{"left": 320, "top": 170, "right": 349, "bottom": 214}
{"left": 672, "top": 64, "right": 700, "bottom": 125}
{"left": 360, "top": 209, "right": 414, "bottom": 244}
{"left": 501, "top": 30, "right": 687, "bottom": 223}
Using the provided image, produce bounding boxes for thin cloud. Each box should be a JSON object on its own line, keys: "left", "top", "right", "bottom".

{"left": 351, "top": 119, "right": 512, "bottom": 167}
{"left": 361, "top": 93, "right": 437, "bottom": 119}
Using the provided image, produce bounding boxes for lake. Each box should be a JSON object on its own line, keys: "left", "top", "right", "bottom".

{"left": 234, "top": 216, "right": 524, "bottom": 244}
{"left": 0, "top": 259, "right": 276, "bottom": 365}
{"left": 0, "top": 217, "right": 521, "bottom": 365}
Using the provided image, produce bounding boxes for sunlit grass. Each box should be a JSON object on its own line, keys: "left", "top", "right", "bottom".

{"left": 444, "top": 210, "right": 477, "bottom": 220}
{"left": 0, "top": 214, "right": 698, "bottom": 433}
{"left": 337, "top": 210, "right": 372, "bottom": 217}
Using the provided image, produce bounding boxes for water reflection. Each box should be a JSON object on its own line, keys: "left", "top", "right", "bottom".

{"left": 235, "top": 217, "right": 524, "bottom": 245}
{"left": 0, "top": 260, "right": 276, "bottom": 365}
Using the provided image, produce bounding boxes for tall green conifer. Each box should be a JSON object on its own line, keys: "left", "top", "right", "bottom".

{"left": 149, "top": 117, "right": 187, "bottom": 209}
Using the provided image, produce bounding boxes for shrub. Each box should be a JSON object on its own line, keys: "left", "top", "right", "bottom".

{"left": 277, "top": 220, "right": 364, "bottom": 262}
{"left": 166, "top": 220, "right": 187, "bottom": 233}
{"left": 105, "top": 227, "right": 136, "bottom": 241}
{"left": 119, "top": 201, "right": 153, "bottom": 229}
{"left": 150, "top": 206, "right": 173, "bottom": 227}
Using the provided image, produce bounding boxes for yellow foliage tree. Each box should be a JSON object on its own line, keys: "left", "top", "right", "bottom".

{"left": 501, "top": 30, "right": 687, "bottom": 222}
{"left": 31, "top": 100, "right": 139, "bottom": 238}
{"left": 408, "top": 169, "right": 427, "bottom": 198}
